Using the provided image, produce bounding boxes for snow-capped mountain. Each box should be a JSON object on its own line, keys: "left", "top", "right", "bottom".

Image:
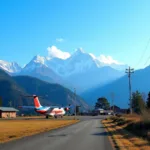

{"left": 35, "top": 47, "right": 127, "bottom": 77}
{"left": 0, "top": 60, "right": 22, "bottom": 73}
{"left": 20, "top": 55, "right": 63, "bottom": 84}
{"left": 0, "top": 46, "right": 128, "bottom": 92}
{"left": 18, "top": 47, "right": 126, "bottom": 92}
{"left": 45, "top": 48, "right": 99, "bottom": 77}
{"left": 23, "top": 55, "right": 47, "bottom": 72}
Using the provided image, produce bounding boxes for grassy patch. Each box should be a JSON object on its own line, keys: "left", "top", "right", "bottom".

{"left": 0, "top": 119, "right": 78, "bottom": 143}
{"left": 102, "top": 116, "right": 150, "bottom": 150}
{"left": 112, "top": 114, "right": 150, "bottom": 141}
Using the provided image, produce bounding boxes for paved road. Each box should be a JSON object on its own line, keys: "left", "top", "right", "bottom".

{"left": 0, "top": 116, "right": 113, "bottom": 150}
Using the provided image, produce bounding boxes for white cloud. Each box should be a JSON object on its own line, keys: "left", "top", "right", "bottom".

{"left": 56, "top": 38, "right": 64, "bottom": 43}
{"left": 47, "top": 46, "right": 71, "bottom": 59}
{"left": 88, "top": 52, "right": 122, "bottom": 65}
{"left": 97, "top": 55, "right": 122, "bottom": 64}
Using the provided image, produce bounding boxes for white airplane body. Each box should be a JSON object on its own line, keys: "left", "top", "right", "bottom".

{"left": 19, "top": 95, "right": 70, "bottom": 118}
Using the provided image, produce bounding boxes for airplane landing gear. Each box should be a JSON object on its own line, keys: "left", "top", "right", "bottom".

{"left": 46, "top": 115, "right": 49, "bottom": 119}
{"left": 54, "top": 115, "right": 57, "bottom": 119}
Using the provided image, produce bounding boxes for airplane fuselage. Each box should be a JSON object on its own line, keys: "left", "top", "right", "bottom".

{"left": 35, "top": 106, "right": 66, "bottom": 117}
{"left": 19, "top": 95, "right": 70, "bottom": 119}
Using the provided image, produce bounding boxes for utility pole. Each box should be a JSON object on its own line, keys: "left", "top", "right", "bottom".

{"left": 125, "top": 66, "right": 134, "bottom": 114}
{"left": 74, "top": 88, "right": 76, "bottom": 119}
{"left": 111, "top": 93, "right": 115, "bottom": 114}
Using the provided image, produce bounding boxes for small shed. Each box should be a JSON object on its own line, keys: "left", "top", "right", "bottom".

{"left": 0, "top": 107, "right": 19, "bottom": 118}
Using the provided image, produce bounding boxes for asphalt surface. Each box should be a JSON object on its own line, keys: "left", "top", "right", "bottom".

{"left": 0, "top": 116, "right": 113, "bottom": 150}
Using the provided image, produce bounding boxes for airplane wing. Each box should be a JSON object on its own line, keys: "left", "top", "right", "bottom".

{"left": 46, "top": 107, "right": 55, "bottom": 113}
{"left": 46, "top": 106, "right": 63, "bottom": 114}
{"left": 18, "top": 106, "right": 35, "bottom": 109}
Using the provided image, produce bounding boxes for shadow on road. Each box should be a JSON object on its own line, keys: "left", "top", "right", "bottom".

{"left": 48, "top": 134, "right": 67, "bottom": 137}
{"left": 91, "top": 132, "right": 109, "bottom": 136}
{"left": 95, "top": 126, "right": 106, "bottom": 129}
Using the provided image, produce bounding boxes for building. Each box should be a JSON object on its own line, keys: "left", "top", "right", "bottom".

{"left": 94, "top": 108, "right": 113, "bottom": 115}
{"left": 110, "top": 105, "right": 121, "bottom": 113}
{"left": 95, "top": 108, "right": 104, "bottom": 114}
{"left": 0, "top": 107, "right": 19, "bottom": 118}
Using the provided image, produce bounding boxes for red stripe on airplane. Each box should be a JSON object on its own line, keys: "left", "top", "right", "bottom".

{"left": 51, "top": 110, "right": 63, "bottom": 114}
{"left": 36, "top": 110, "right": 47, "bottom": 113}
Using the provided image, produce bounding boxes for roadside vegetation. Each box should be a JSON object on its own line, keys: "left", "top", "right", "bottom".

{"left": 102, "top": 116, "right": 150, "bottom": 150}
{"left": 102, "top": 91, "right": 150, "bottom": 150}
{"left": 0, "top": 119, "right": 78, "bottom": 143}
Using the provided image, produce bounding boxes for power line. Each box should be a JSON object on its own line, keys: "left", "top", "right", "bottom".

{"left": 134, "top": 38, "right": 150, "bottom": 68}
{"left": 125, "top": 67, "right": 134, "bottom": 114}
{"left": 144, "top": 55, "right": 150, "bottom": 67}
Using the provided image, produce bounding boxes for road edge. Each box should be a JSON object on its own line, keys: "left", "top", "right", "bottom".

{"left": 101, "top": 119, "right": 118, "bottom": 150}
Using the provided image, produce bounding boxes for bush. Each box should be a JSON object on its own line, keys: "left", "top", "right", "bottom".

{"left": 116, "top": 114, "right": 122, "bottom": 117}
{"left": 117, "top": 120, "right": 127, "bottom": 126}
{"left": 125, "top": 120, "right": 150, "bottom": 139}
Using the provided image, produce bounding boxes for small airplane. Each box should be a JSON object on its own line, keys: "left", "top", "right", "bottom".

{"left": 18, "top": 95, "right": 72, "bottom": 119}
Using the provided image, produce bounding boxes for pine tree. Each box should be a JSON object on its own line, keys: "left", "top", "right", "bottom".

{"left": 146, "top": 92, "right": 150, "bottom": 109}
{"left": 132, "top": 91, "right": 146, "bottom": 114}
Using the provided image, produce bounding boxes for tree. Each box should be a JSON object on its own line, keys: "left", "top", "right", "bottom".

{"left": 95, "top": 97, "right": 110, "bottom": 110}
{"left": 146, "top": 92, "right": 150, "bottom": 109}
{"left": 132, "top": 91, "right": 146, "bottom": 114}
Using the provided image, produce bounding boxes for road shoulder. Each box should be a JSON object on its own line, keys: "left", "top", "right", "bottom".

{"left": 102, "top": 117, "right": 150, "bottom": 150}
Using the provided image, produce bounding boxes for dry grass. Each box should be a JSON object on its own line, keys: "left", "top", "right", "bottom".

{"left": 102, "top": 117, "right": 150, "bottom": 150}
{"left": 123, "top": 114, "right": 141, "bottom": 122}
{"left": 0, "top": 119, "right": 78, "bottom": 143}
{"left": 103, "top": 119, "right": 139, "bottom": 150}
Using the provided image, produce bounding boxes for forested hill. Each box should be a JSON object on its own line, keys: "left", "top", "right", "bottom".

{"left": 0, "top": 69, "right": 89, "bottom": 111}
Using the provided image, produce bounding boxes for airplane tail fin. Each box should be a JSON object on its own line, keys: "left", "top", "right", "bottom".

{"left": 33, "top": 95, "right": 41, "bottom": 108}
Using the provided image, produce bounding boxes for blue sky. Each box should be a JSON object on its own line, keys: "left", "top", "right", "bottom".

{"left": 0, "top": 0, "right": 150, "bottom": 69}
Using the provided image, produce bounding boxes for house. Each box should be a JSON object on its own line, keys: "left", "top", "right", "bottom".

{"left": 95, "top": 108, "right": 104, "bottom": 114}
{"left": 110, "top": 105, "right": 121, "bottom": 113}
{"left": 0, "top": 107, "right": 19, "bottom": 118}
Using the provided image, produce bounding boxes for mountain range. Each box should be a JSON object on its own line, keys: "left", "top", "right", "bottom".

{"left": 0, "top": 47, "right": 150, "bottom": 109}
{"left": 0, "top": 69, "right": 89, "bottom": 113}
{"left": 0, "top": 60, "right": 21, "bottom": 74}
{"left": 81, "top": 65, "right": 150, "bottom": 108}
{"left": 0, "top": 47, "right": 127, "bottom": 93}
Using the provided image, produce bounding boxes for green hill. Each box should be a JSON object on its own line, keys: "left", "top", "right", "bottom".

{"left": 13, "top": 75, "right": 89, "bottom": 108}
{"left": 0, "top": 69, "right": 89, "bottom": 113}
{"left": 0, "top": 69, "right": 30, "bottom": 107}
